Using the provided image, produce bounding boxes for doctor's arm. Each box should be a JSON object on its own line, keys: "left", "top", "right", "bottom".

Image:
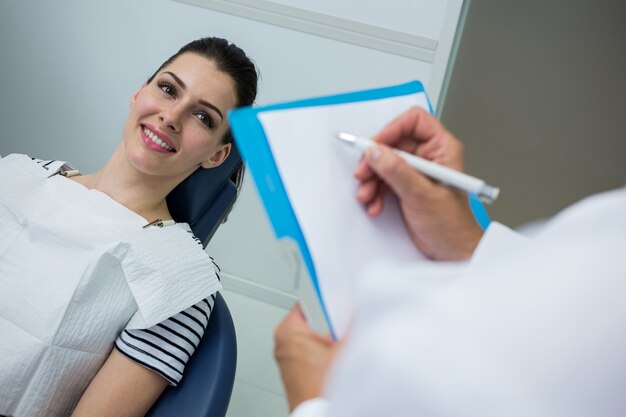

{"left": 274, "top": 304, "right": 338, "bottom": 413}
{"left": 71, "top": 347, "right": 168, "bottom": 417}
{"left": 274, "top": 109, "right": 486, "bottom": 415}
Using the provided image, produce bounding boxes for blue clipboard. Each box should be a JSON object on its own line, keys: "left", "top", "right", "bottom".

{"left": 228, "top": 80, "right": 491, "bottom": 334}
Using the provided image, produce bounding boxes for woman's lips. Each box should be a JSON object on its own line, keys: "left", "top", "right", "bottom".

{"left": 140, "top": 125, "right": 176, "bottom": 153}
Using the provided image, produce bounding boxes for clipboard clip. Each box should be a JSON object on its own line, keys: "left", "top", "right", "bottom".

{"left": 142, "top": 219, "right": 176, "bottom": 228}
{"left": 48, "top": 169, "right": 81, "bottom": 178}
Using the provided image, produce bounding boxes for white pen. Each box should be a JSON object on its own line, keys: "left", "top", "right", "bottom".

{"left": 337, "top": 132, "right": 500, "bottom": 204}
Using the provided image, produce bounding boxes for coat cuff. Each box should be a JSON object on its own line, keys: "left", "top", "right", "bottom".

{"left": 290, "top": 397, "right": 329, "bottom": 417}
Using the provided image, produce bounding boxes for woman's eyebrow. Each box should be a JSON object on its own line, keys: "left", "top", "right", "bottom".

{"left": 162, "top": 71, "right": 224, "bottom": 121}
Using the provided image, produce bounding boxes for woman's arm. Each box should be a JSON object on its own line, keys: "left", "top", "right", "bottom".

{"left": 73, "top": 294, "right": 215, "bottom": 415}
{"left": 71, "top": 348, "right": 168, "bottom": 417}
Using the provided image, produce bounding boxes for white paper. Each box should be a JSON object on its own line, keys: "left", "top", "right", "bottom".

{"left": 258, "top": 93, "right": 431, "bottom": 337}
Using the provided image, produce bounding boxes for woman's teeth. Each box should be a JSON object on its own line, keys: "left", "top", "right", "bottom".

{"left": 144, "top": 127, "right": 173, "bottom": 151}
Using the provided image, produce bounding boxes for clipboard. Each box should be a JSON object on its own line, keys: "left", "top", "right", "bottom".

{"left": 228, "top": 81, "right": 491, "bottom": 338}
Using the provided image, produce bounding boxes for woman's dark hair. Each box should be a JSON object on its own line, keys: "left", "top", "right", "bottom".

{"left": 148, "top": 37, "right": 258, "bottom": 193}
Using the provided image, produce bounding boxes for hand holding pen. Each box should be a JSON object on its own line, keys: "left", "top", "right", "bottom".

{"left": 349, "top": 107, "right": 485, "bottom": 261}
{"left": 339, "top": 132, "right": 499, "bottom": 204}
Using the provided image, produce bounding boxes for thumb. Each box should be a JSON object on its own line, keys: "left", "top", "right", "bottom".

{"left": 365, "top": 144, "right": 431, "bottom": 197}
{"left": 284, "top": 302, "right": 307, "bottom": 325}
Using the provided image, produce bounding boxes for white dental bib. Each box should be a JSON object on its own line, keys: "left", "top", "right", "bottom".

{"left": 0, "top": 154, "right": 221, "bottom": 417}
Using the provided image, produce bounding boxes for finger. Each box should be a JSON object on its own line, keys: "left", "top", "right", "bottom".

{"left": 415, "top": 134, "right": 444, "bottom": 159}
{"left": 319, "top": 333, "right": 335, "bottom": 345}
{"left": 277, "top": 303, "right": 307, "bottom": 332}
{"left": 356, "top": 178, "right": 380, "bottom": 204}
{"left": 374, "top": 107, "right": 446, "bottom": 148}
{"left": 354, "top": 158, "right": 376, "bottom": 182}
{"left": 287, "top": 302, "right": 307, "bottom": 323}
{"left": 425, "top": 139, "right": 463, "bottom": 170}
{"left": 359, "top": 180, "right": 392, "bottom": 217}
{"left": 365, "top": 182, "right": 392, "bottom": 217}
{"left": 364, "top": 144, "right": 433, "bottom": 198}
{"left": 366, "top": 194, "right": 384, "bottom": 217}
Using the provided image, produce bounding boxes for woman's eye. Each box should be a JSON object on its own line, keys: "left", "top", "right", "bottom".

{"left": 158, "top": 82, "right": 176, "bottom": 97}
{"left": 195, "top": 112, "right": 214, "bottom": 129}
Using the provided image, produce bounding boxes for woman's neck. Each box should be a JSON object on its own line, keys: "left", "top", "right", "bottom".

{"left": 72, "top": 147, "right": 177, "bottom": 222}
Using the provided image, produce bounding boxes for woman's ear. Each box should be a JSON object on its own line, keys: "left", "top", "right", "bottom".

{"left": 130, "top": 85, "right": 146, "bottom": 106}
{"left": 201, "top": 143, "right": 232, "bottom": 169}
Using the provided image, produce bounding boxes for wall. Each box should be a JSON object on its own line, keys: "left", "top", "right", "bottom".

{"left": 441, "top": 0, "right": 626, "bottom": 227}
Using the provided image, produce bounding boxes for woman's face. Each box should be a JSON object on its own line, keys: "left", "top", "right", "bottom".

{"left": 123, "top": 52, "right": 237, "bottom": 182}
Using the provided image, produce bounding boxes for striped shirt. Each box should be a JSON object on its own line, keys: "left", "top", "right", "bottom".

{"left": 35, "top": 157, "right": 218, "bottom": 385}
{"left": 115, "top": 291, "right": 217, "bottom": 385}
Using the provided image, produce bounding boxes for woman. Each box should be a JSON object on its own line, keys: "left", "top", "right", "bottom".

{"left": 0, "top": 37, "right": 258, "bottom": 416}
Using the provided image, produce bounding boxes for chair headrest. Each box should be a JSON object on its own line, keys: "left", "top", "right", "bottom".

{"left": 166, "top": 145, "right": 241, "bottom": 246}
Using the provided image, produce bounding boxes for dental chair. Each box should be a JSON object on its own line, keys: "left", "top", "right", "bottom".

{"left": 146, "top": 146, "right": 242, "bottom": 417}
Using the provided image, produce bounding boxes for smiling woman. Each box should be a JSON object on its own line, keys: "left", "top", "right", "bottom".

{"left": 116, "top": 53, "right": 238, "bottom": 203}
{"left": 0, "top": 37, "right": 258, "bottom": 417}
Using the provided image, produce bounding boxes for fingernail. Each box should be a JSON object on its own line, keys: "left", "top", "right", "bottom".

{"left": 356, "top": 186, "right": 366, "bottom": 201}
{"left": 367, "top": 145, "right": 382, "bottom": 161}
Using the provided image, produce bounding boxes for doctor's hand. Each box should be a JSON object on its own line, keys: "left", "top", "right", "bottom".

{"left": 274, "top": 303, "right": 340, "bottom": 411}
{"left": 354, "top": 107, "right": 483, "bottom": 261}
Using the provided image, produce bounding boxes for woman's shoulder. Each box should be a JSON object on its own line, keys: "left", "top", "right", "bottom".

{"left": 115, "top": 293, "right": 219, "bottom": 386}
{"left": 121, "top": 224, "right": 221, "bottom": 330}
{"left": 171, "top": 222, "right": 205, "bottom": 247}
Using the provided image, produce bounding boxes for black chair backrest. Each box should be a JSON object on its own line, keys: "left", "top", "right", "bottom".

{"left": 148, "top": 146, "right": 242, "bottom": 417}
{"left": 166, "top": 145, "right": 241, "bottom": 247}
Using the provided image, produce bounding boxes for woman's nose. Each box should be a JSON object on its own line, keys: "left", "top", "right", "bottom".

{"left": 159, "top": 104, "right": 184, "bottom": 132}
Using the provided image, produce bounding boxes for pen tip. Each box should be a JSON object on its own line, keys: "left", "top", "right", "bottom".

{"left": 337, "top": 132, "right": 356, "bottom": 143}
